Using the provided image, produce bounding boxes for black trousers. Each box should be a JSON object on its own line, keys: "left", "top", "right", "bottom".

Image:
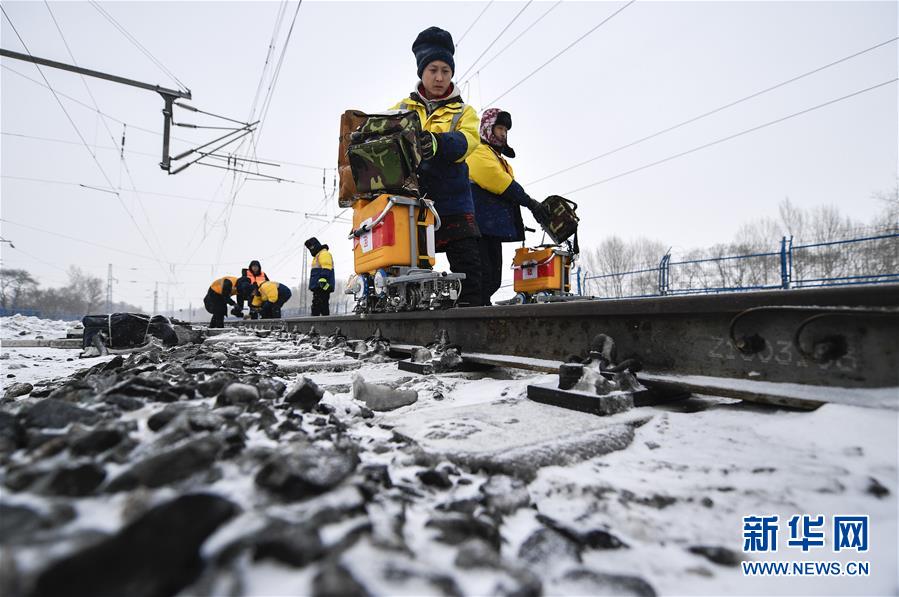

{"left": 477, "top": 236, "right": 504, "bottom": 306}
{"left": 311, "top": 288, "right": 330, "bottom": 316}
{"left": 444, "top": 236, "right": 483, "bottom": 307}
{"left": 203, "top": 289, "right": 228, "bottom": 328}
{"left": 260, "top": 286, "right": 292, "bottom": 319}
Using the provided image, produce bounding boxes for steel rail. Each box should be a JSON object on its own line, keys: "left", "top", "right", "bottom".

{"left": 225, "top": 284, "right": 899, "bottom": 389}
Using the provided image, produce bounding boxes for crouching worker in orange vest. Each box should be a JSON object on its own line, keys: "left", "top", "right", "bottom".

{"left": 204, "top": 276, "right": 252, "bottom": 328}
{"left": 250, "top": 280, "right": 292, "bottom": 319}
{"left": 305, "top": 237, "right": 334, "bottom": 316}
{"left": 242, "top": 260, "right": 269, "bottom": 286}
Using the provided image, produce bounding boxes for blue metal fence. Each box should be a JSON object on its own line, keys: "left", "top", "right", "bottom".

{"left": 0, "top": 308, "right": 42, "bottom": 318}
{"left": 579, "top": 232, "right": 899, "bottom": 299}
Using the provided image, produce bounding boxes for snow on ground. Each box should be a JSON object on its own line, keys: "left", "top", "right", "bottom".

{"left": 1, "top": 315, "right": 111, "bottom": 393}
{"left": 0, "top": 314, "right": 79, "bottom": 339}
{"left": 1, "top": 317, "right": 897, "bottom": 595}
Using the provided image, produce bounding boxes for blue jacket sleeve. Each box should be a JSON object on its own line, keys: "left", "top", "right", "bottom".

{"left": 221, "top": 279, "right": 236, "bottom": 305}
{"left": 499, "top": 180, "right": 532, "bottom": 208}
{"left": 434, "top": 131, "right": 469, "bottom": 162}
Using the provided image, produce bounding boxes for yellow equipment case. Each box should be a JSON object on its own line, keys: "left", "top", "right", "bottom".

{"left": 340, "top": 109, "right": 465, "bottom": 312}
{"left": 512, "top": 246, "right": 573, "bottom": 295}
{"left": 352, "top": 194, "right": 436, "bottom": 274}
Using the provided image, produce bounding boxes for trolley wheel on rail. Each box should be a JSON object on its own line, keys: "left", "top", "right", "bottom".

{"left": 512, "top": 292, "right": 529, "bottom": 304}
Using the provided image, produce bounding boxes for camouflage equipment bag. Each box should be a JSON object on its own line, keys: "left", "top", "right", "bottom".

{"left": 338, "top": 110, "right": 368, "bottom": 207}
{"left": 541, "top": 195, "right": 579, "bottom": 245}
{"left": 342, "top": 110, "right": 423, "bottom": 204}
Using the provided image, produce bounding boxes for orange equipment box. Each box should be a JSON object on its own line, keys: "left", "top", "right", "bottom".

{"left": 513, "top": 246, "right": 572, "bottom": 294}
{"left": 352, "top": 194, "right": 436, "bottom": 274}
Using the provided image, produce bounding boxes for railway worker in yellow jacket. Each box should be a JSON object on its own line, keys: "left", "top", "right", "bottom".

{"left": 389, "top": 26, "right": 484, "bottom": 306}
{"left": 204, "top": 275, "right": 252, "bottom": 328}
{"left": 250, "top": 280, "right": 292, "bottom": 320}
{"left": 467, "top": 108, "right": 549, "bottom": 305}
{"left": 305, "top": 237, "right": 334, "bottom": 316}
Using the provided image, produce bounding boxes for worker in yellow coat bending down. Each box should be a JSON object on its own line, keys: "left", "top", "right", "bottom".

{"left": 249, "top": 279, "right": 292, "bottom": 319}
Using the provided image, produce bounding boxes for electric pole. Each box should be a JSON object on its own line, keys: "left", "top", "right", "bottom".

{"left": 153, "top": 282, "right": 158, "bottom": 314}
{"left": 106, "top": 264, "right": 113, "bottom": 313}
{"left": 300, "top": 247, "right": 308, "bottom": 315}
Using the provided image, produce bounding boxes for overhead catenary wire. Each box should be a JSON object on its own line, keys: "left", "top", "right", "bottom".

{"left": 43, "top": 0, "right": 173, "bottom": 271}
{"left": 247, "top": 0, "right": 289, "bottom": 124}
{"left": 0, "top": 218, "right": 161, "bottom": 262}
{"left": 174, "top": 102, "right": 254, "bottom": 126}
{"left": 529, "top": 35, "right": 899, "bottom": 186}
{"left": 88, "top": 0, "right": 189, "bottom": 92}
{"left": 194, "top": 160, "right": 297, "bottom": 183}
{"left": 201, "top": 1, "right": 301, "bottom": 256}
{"left": 486, "top": 0, "right": 636, "bottom": 105}
{"left": 1, "top": 131, "right": 330, "bottom": 177}
{"left": 456, "top": 0, "right": 495, "bottom": 49}
{"left": 1, "top": 66, "right": 331, "bottom": 169}
{"left": 1, "top": 4, "right": 170, "bottom": 272}
{"left": 460, "top": 0, "right": 563, "bottom": 87}
{"left": 562, "top": 78, "right": 898, "bottom": 195}
{"left": 1, "top": 64, "right": 193, "bottom": 141}
{"left": 1, "top": 174, "right": 308, "bottom": 214}
{"left": 0, "top": 218, "right": 250, "bottom": 270}
{"left": 457, "top": 0, "right": 533, "bottom": 83}
{"left": 208, "top": 0, "right": 304, "bottom": 271}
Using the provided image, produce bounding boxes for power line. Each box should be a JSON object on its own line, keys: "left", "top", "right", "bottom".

{"left": 1, "top": 174, "right": 306, "bottom": 214}
{"left": 0, "top": 218, "right": 252, "bottom": 269}
{"left": 248, "top": 0, "right": 288, "bottom": 123}
{"left": 529, "top": 35, "right": 899, "bottom": 186}
{"left": 456, "top": 1, "right": 495, "bottom": 49}
{"left": 43, "top": 0, "right": 171, "bottom": 268}
{"left": 211, "top": 0, "right": 303, "bottom": 271}
{"left": 457, "top": 1, "right": 532, "bottom": 83}
{"left": 252, "top": 0, "right": 303, "bottom": 148}
{"left": 1, "top": 218, "right": 161, "bottom": 261}
{"left": 1, "top": 4, "right": 169, "bottom": 272}
{"left": 461, "top": 0, "right": 563, "bottom": 86}
{"left": 563, "top": 78, "right": 898, "bottom": 195}
{"left": 88, "top": 0, "right": 189, "bottom": 92}
{"left": 1, "top": 64, "right": 193, "bottom": 141}
{"left": 1, "top": 130, "right": 331, "bottom": 176}
{"left": 486, "top": 0, "right": 636, "bottom": 105}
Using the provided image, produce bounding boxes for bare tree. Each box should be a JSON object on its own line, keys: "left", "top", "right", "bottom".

{"left": 0, "top": 268, "right": 38, "bottom": 310}
{"left": 66, "top": 267, "right": 105, "bottom": 315}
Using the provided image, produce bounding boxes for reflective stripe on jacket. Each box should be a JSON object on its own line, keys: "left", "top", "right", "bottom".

{"left": 209, "top": 276, "right": 238, "bottom": 296}
{"left": 309, "top": 248, "right": 335, "bottom": 292}
{"left": 246, "top": 271, "right": 268, "bottom": 286}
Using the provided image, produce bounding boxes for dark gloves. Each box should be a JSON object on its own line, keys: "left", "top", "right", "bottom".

{"left": 419, "top": 132, "right": 437, "bottom": 160}
{"left": 526, "top": 197, "right": 550, "bottom": 227}
{"left": 318, "top": 278, "right": 331, "bottom": 291}
{"left": 231, "top": 306, "right": 243, "bottom": 318}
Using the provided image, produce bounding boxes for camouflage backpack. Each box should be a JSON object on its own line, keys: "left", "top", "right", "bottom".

{"left": 541, "top": 195, "right": 579, "bottom": 245}
{"left": 345, "top": 110, "right": 423, "bottom": 201}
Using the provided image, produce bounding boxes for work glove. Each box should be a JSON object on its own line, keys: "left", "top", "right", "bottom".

{"left": 419, "top": 132, "right": 437, "bottom": 160}
{"left": 318, "top": 278, "right": 331, "bottom": 291}
{"left": 231, "top": 307, "right": 243, "bottom": 318}
{"left": 526, "top": 197, "right": 550, "bottom": 227}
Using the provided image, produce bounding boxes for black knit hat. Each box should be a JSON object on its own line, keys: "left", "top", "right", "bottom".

{"left": 304, "top": 237, "right": 322, "bottom": 256}
{"left": 412, "top": 26, "right": 455, "bottom": 78}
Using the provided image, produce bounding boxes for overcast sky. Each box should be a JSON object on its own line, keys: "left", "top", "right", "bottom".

{"left": 1, "top": 1, "right": 896, "bottom": 312}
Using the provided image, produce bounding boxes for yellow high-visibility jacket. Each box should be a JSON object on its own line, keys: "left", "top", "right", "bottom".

{"left": 390, "top": 84, "right": 479, "bottom": 216}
